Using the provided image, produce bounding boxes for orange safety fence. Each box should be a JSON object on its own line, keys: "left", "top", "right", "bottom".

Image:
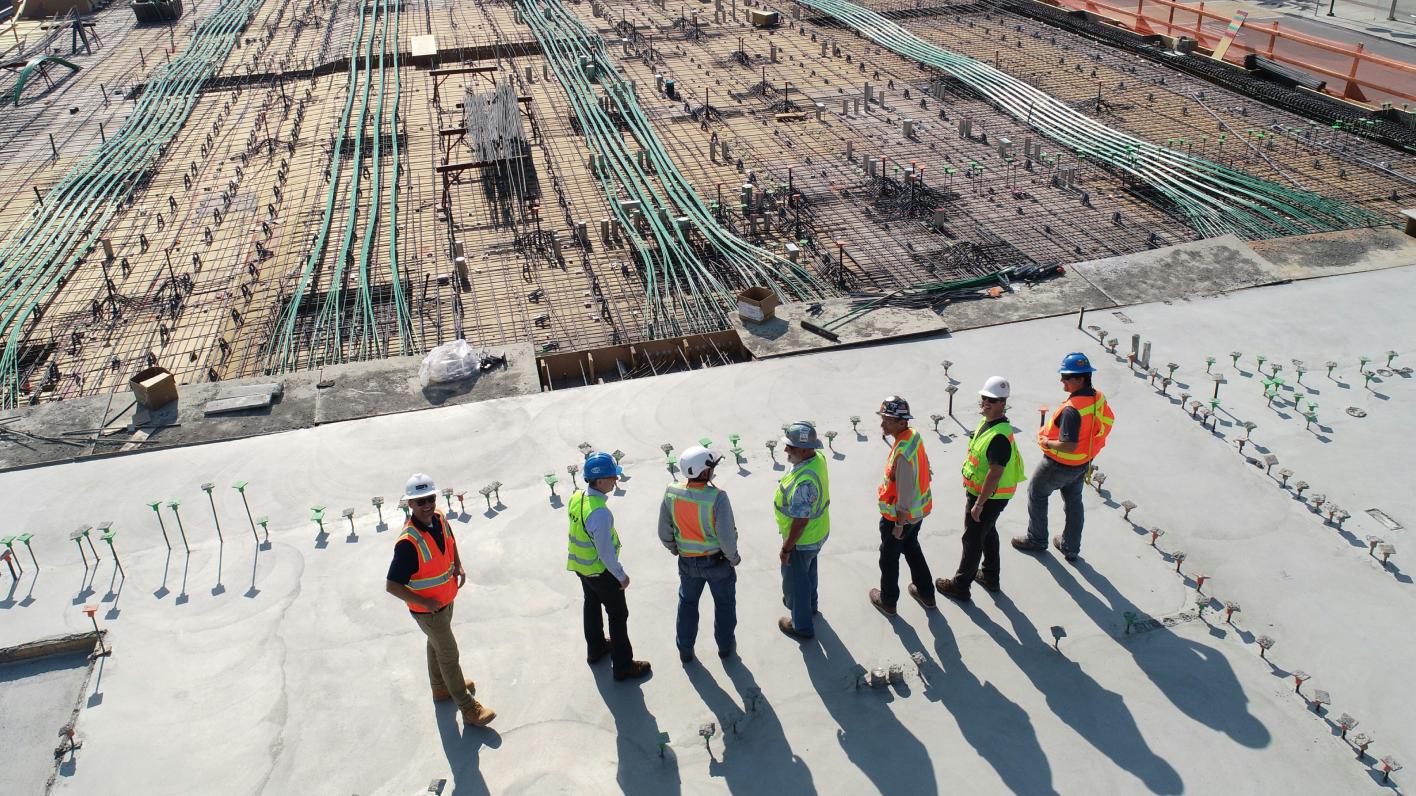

{"left": 1047, "top": 0, "right": 1416, "bottom": 106}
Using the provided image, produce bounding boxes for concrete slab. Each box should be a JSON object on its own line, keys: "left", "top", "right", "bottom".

{"left": 733, "top": 299, "right": 949, "bottom": 358}
{"left": 0, "top": 267, "right": 1411, "bottom": 793}
{"left": 0, "top": 651, "right": 91, "bottom": 796}
{"left": 203, "top": 394, "right": 275, "bottom": 416}
{"left": 1248, "top": 226, "right": 1416, "bottom": 280}
{"left": 1068, "top": 235, "right": 1275, "bottom": 305}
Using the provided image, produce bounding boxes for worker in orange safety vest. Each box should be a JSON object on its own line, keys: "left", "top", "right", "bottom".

{"left": 385, "top": 472, "right": 495, "bottom": 726}
{"left": 869, "top": 396, "right": 938, "bottom": 615}
{"left": 1012, "top": 353, "right": 1116, "bottom": 562}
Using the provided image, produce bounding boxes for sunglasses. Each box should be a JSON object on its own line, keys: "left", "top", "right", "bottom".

{"left": 981, "top": 396, "right": 1004, "bottom": 404}
{"left": 410, "top": 496, "right": 436, "bottom": 506}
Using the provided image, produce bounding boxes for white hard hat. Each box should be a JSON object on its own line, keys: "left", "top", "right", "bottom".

{"left": 404, "top": 473, "right": 438, "bottom": 500}
{"left": 678, "top": 445, "right": 723, "bottom": 479}
{"left": 979, "top": 376, "right": 1011, "bottom": 399}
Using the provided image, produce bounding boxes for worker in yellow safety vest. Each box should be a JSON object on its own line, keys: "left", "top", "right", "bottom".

{"left": 936, "top": 378, "right": 1026, "bottom": 602}
{"left": 869, "top": 396, "right": 938, "bottom": 615}
{"left": 568, "top": 451, "right": 652, "bottom": 682}
{"left": 385, "top": 472, "right": 496, "bottom": 726}
{"left": 775, "top": 422, "right": 830, "bottom": 640}
{"left": 1013, "top": 353, "right": 1116, "bottom": 562}
{"left": 659, "top": 445, "right": 741, "bottom": 662}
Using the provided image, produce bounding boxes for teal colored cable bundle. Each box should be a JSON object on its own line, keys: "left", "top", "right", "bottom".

{"left": 797, "top": 0, "right": 1388, "bottom": 239}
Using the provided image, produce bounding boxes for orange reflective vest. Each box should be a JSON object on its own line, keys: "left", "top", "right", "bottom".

{"left": 398, "top": 512, "right": 458, "bottom": 613}
{"left": 664, "top": 484, "right": 722, "bottom": 556}
{"left": 878, "top": 428, "right": 932, "bottom": 521}
{"left": 1041, "top": 390, "right": 1116, "bottom": 466}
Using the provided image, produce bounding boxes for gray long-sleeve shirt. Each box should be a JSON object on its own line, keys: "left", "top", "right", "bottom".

{"left": 583, "top": 487, "right": 626, "bottom": 582}
{"left": 657, "top": 485, "right": 740, "bottom": 565}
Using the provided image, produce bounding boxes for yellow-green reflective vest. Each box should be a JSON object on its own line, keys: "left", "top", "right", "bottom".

{"left": 962, "top": 419, "right": 1026, "bottom": 499}
{"left": 567, "top": 490, "right": 620, "bottom": 575}
{"left": 664, "top": 484, "right": 722, "bottom": 556}
{"left": 774, "top": 451, "right": 831, "bottom": 546}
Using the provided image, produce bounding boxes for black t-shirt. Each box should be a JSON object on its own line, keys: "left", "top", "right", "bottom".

{"left": 975, "top": 416, "right": 1014, "bottom": 468}
{"left": 1057, "top": 387, "right": 1097, "bottom": 443}
{"left": 386, "top": 513, "right": 447, "bottom": 585}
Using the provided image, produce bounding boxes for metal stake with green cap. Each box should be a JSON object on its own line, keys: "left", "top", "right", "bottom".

{"left": 232, "top": 481, "right": 258, "bottom": 543}
{"left": 201, "top": 483, "right": 223, "bottom": 544}
{"left": 16, "top": 533, "right": 36, "bottom": 569}
{"left": 98, "top": 522, "right": 124, "bottom": 578}
{"left": 255, "top": 516, "right": 270, "bottom": 546}
{"left": 146, "top": 500, "right": 171, "bottom": 549}
{"left": 1, "top": 535, "right": 22, "bottom": 575}
{"left": 371, "top": 496, "right": 384, "bottom": 525}
{"left": 167, "top": 500, "right": 191, "bottom": 554}
{"left": 311, "top": 506, "right": 327, "bottom": 536}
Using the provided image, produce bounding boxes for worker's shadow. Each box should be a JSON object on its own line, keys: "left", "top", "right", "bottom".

{"left": 888, "top": 613, "right": 1058, "bottom": 795}
{"left": 434, "top": 703, "right": 502, "bottom": 796}
{"left": 1050, "top": 558, "right": 1271, "bottom": 750}
{"left": 972, "top": 593, "right": 1185, "bottom": 794}
{"left": 593, "top": 664, "right": 683, "bottom": 795}
{"left": 801, "top": 619, "right": 937, "bottom": 794}
{"left": 685, "top": 659, "right": 816, "bottom": 792}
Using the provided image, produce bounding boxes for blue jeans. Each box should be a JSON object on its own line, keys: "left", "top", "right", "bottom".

{"left": 781, "top": 547, "right": 820, "bottom": 636}
{"left": 1025, "top": 457, "right": 1088, "bottom": 554}
{"left": 677, "top": 555, "right": 737, "bottom": 653}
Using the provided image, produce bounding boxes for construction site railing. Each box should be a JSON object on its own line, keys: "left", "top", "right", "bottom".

{"left": 1043, "top": 0, "right": 1416, "bottom": 105}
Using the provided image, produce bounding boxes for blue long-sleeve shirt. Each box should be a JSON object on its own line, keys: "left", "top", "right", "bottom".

{"left": 584, "top": 486, "right": 626, "bottom": 581}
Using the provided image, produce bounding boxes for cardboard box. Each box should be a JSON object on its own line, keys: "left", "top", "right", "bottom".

{"left": 736, "top": 287, "right": 780, "bottom": 324}
{"left": 746, "top": 8, "right": 779, "bottom": 26}
{"left": 129, "top": 366, "right": 178, "bottom": 409}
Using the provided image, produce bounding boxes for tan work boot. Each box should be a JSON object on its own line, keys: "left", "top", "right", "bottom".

{"left": 461, "top": 699, "right": 496, "bottom": 727}
{"left": 432, "top": 679, "right": 477, "bottom": 702}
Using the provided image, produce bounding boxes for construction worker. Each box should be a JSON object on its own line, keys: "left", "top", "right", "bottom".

{"left": 1013, "top": 353, "right": 1116, "bottom": 561}
{"left": 870, "top": 396, "right": 936, "bottom": 615}
{"left": 775, "top": 422, "right": 831, "bottom": 640}
{"left": 659, "top": 446, "right": 741, "bottom": 662}
{"left": 385, "top": 473, "right": 496, "bottom": 727}
{"left": 936, "top": 378, "right": 1025, "bottom": 602}
{"left": 568, "top": 451, "right": 651, "bottom": 681}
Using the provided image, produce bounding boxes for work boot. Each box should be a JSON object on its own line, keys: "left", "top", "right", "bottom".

{"left": 718, "top": 645, "right": 736, "bottom": 659}
{"left": 973, "top": 570, "right": 1001, "bottom": 593}
{"left": 869, "top": 588, "right": 897, "bottom": 616}
{"left": 934, "top": 577, "right": 971, "bottom": 603}
{"left": 680, "top": 648, "right": 695, "bottom": 664}
{"left": 778, "top": 616, "right": 813, "bottom": 640}
{"left": 1052, "top": 536, "right": 1079, "bottom": 562}
{"left": 1011, "top": 536, "right": 1047, "bottom": 553}
{"left": 460, "top": 700, "right": 496, "bottom": 727}
{"left": 586, "top": 638, "right": 612, "bottom": 664}
{"left": 908, "top": 583, "right": 937, "bottom": 609}
{"left": 431, "top": 679, "right": 476, "bottom": 702}
{"left": 613, "top": 660, "right": 653, "bottom": 681}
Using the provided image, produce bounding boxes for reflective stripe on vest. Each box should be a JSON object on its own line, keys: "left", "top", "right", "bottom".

{"left": 1042, "top": 390, "right": 1116, "bottom": 465}
{"left": 877, "top": 428, "right": 933, "bottom": 520}
{"left": 962, "top": 419, "right": 1027, "bottom": 499}
{"left": 774, "top": 451, "right": 831, "bottom": 546}
{"left": 399, "top": 512, "right": 458, "bottom": 612}
{"left": 664, "top": 484, "right": 721, "bottom": 556}
{"left": 567, "top": 490, "right": 621, "bottom": 576}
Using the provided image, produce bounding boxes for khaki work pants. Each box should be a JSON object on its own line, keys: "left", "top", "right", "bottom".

{"left": 412, "top": 601, "right": 473, "bottom": 710}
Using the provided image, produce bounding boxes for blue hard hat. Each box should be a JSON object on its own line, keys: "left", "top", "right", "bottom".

{"left": 1059, "top": 352, "right": 1096, "bottom": 374}
{"left": 583, "top": 451, "right": 623, "bottom": 481}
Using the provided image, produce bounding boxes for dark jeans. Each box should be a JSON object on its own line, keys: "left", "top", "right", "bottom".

{"left": 878, "top": 516, "right": 932, "bottom": 607}
{"left": 579, "top": 571, "right": 633, "bottom": 670}
{"left": 781, "top": 547, "right": 820, "bottom": 636}
{"left": 676, "top": 555, "right": 737, "bottom": 653}
{"left": 1025, "top": 457, "right": 1088, "bottom": 554}
{"left": 954, "top": 490, "right": 1009, "bottom": 596}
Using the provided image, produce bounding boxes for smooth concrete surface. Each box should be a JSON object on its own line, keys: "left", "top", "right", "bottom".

{"left": 1, "top": 268, "right": 1413, "bottom": 794}
{"left": 0, "top": 652, "right": 91, "bottom": 795}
